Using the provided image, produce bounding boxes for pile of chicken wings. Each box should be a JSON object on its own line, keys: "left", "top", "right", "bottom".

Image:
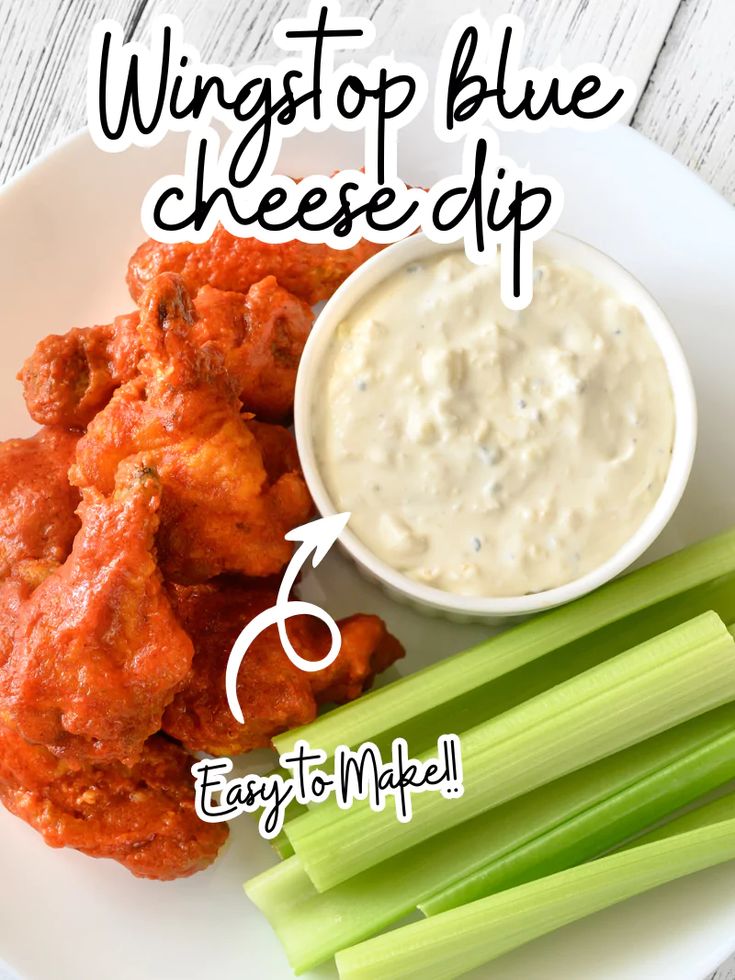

{"left": 0, "top": 232, "right": 403, "bottom": 879}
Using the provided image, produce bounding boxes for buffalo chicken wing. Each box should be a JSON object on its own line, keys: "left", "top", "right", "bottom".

{"left": 0, "top": 460, "right": 194, "bottom": 763}
{"left": 191, "top": 277, "right": 313, "bottom": 422}
{"left": 127, "top": 227, "right": 384, "bottom": 306}
{"left": 163, "top": 578, "right": 404, "bottom": 756}
{"left": 20, "top": 276, "right": 314, "bottom": 428}
{"left": 19, "top": 313, "right": 141, "bottom": 429}
{"left": 0, "top": 427, "right": 80, "bottom": 579}
{"left": 72, "top": 273, "right": 313, "bottom": 583}
{"left": 0, "top": 722, "right": 227, "bottom": 879}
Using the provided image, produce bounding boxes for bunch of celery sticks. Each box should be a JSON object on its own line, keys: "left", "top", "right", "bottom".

{"left": 245, "top": 527, "right": 735, "bottom": 980}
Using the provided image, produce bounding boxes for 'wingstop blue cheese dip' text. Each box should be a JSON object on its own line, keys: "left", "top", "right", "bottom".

{"left": 312, "top": 249, "right": 676, "bottom": 597}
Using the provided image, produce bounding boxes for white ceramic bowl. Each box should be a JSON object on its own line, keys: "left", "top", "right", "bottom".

{"left": 295, "top": 232, "right": 697, "bottom": 622}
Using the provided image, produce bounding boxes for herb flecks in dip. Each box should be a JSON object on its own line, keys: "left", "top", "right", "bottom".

{"left": 313, "top": 250, "right": 675, "bottom": 597}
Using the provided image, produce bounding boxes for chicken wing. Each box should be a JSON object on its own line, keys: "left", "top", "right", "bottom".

{"left": 0, "top": 459, "right": 194, "bottom": 763}
{"left": 19, "top": 312, "right": 141, "bottom": 429}
{"left": 192, "top": 276, "right": 313, "bottom": 422}
{"left": 127, "top": 227, "right": 384, "bottom": 305}
{"left": 245, "top": 418, "right": 302, "bottom": 481}
{"left": 0, "top": 427, "right": 81, "bottom": 580}
{"left": 162, "top": 578, "right": 404, "bottom": 756}
{"left": 20, "top": 274, "right": 313, "bottom": 428}
{"left": 72, "top": 273, "right": 313, "bottom": 583}
{"left": 0, "top": 723, "right": 227, "bottom": 879}
{"left": 308, "top": 614, "right": 405, "bottom": 705}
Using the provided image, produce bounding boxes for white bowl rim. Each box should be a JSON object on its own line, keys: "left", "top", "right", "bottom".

{"left": 294, "top": 231, "right": 698, "bottom": 618}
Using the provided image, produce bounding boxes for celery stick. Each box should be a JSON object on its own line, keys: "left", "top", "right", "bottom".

{"left": 271, "top": 829, "right": 295, "bottom": 859}
{"left": 419, "top": 718, "right": 735, "bottom": 915}
{"left": 246, "top": 855, "right": 315, "bottom": 915}
{"left": 274, "top": 529, "right": 735, "bottom": 758}
{"left": 245, "top": 704, "right": 735, "bottom": 972}
{"left": 368, "top": 572, "right": 735, "bottom": 763}
{"left": 287, "top": 613, "right": 735, "bottom": 891}
{"left": 268, "top": 573, "right": 735, "bottom": 862}
{"left": 274, "top": 573, "right": 735, "bottom": 849}
{"left": 335, "top": 817, "right": 735, "bottom": 980}
{"left": 625, "top": 789, "right": 735, "bottom": 846}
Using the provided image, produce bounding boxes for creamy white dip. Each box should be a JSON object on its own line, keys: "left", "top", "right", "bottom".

{"left": 313, "top": 250, "right": 675, "bottom": 597}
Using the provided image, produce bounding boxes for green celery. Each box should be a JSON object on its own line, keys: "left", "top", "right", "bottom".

{"left": 274, "top": 530, "right": 735, "bottom": 759}
{"left": 419, "top": 719, "right": 735, "bottom": 914}
{"left": 335, "top": 815, "right": 735, "bottom": 980}
{"left": 623, "top": 789, "right": 735, "bottom": 847}
{"left": 286, "top": 613, "right": 735, "bottom": 891}
{"left": 367, "top": 572, "right": 735, "bottom": 763}
{"left": 271, "top": 829, "right": 295, "bottom": 859}
{"left": 273, "top": 573, "right": 735, "bottom": 853}
{"left": 244, "top": 704, "right": 735, "bottom": 972}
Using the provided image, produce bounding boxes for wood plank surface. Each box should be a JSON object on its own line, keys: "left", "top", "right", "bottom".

{"left": 2, "top": 0, "right": 734, "bottom": 203}
{"left": 633, "top": 0, "right": 735, "bottom": 203}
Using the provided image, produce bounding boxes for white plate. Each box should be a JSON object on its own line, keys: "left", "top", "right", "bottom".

{"left": 0, "top": 119, "right": 734, "bottom": 980}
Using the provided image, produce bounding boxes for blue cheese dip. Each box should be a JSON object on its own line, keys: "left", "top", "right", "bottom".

{"left": 312, "top": 249, "right": 675, "bottom": 597}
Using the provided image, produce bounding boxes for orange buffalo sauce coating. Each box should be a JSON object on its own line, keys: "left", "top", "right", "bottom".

{"left": 0, "top": 722, "right": 227, "bottom": 879}
{"left": 0, "top": 462, "right": 194, "bottom": 764}
{"left": 127, "top": 226, "right": 384, "bottom": 305}
{"left": 0, "top": 427, "right": 80, "bottom": 579}
{"left": 163, "top": 578, "right": 404, "bottom": 757}
{"left": 0, "top": 218, "right": 404, "bottom": 881}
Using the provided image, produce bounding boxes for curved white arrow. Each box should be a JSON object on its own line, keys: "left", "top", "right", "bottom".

{"left": 225, "top": 512, "right": 351, "bottom": 725}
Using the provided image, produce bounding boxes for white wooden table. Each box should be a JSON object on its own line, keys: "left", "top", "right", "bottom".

{"left": 0, "top": 1, "right": 733, "bottom": 978}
